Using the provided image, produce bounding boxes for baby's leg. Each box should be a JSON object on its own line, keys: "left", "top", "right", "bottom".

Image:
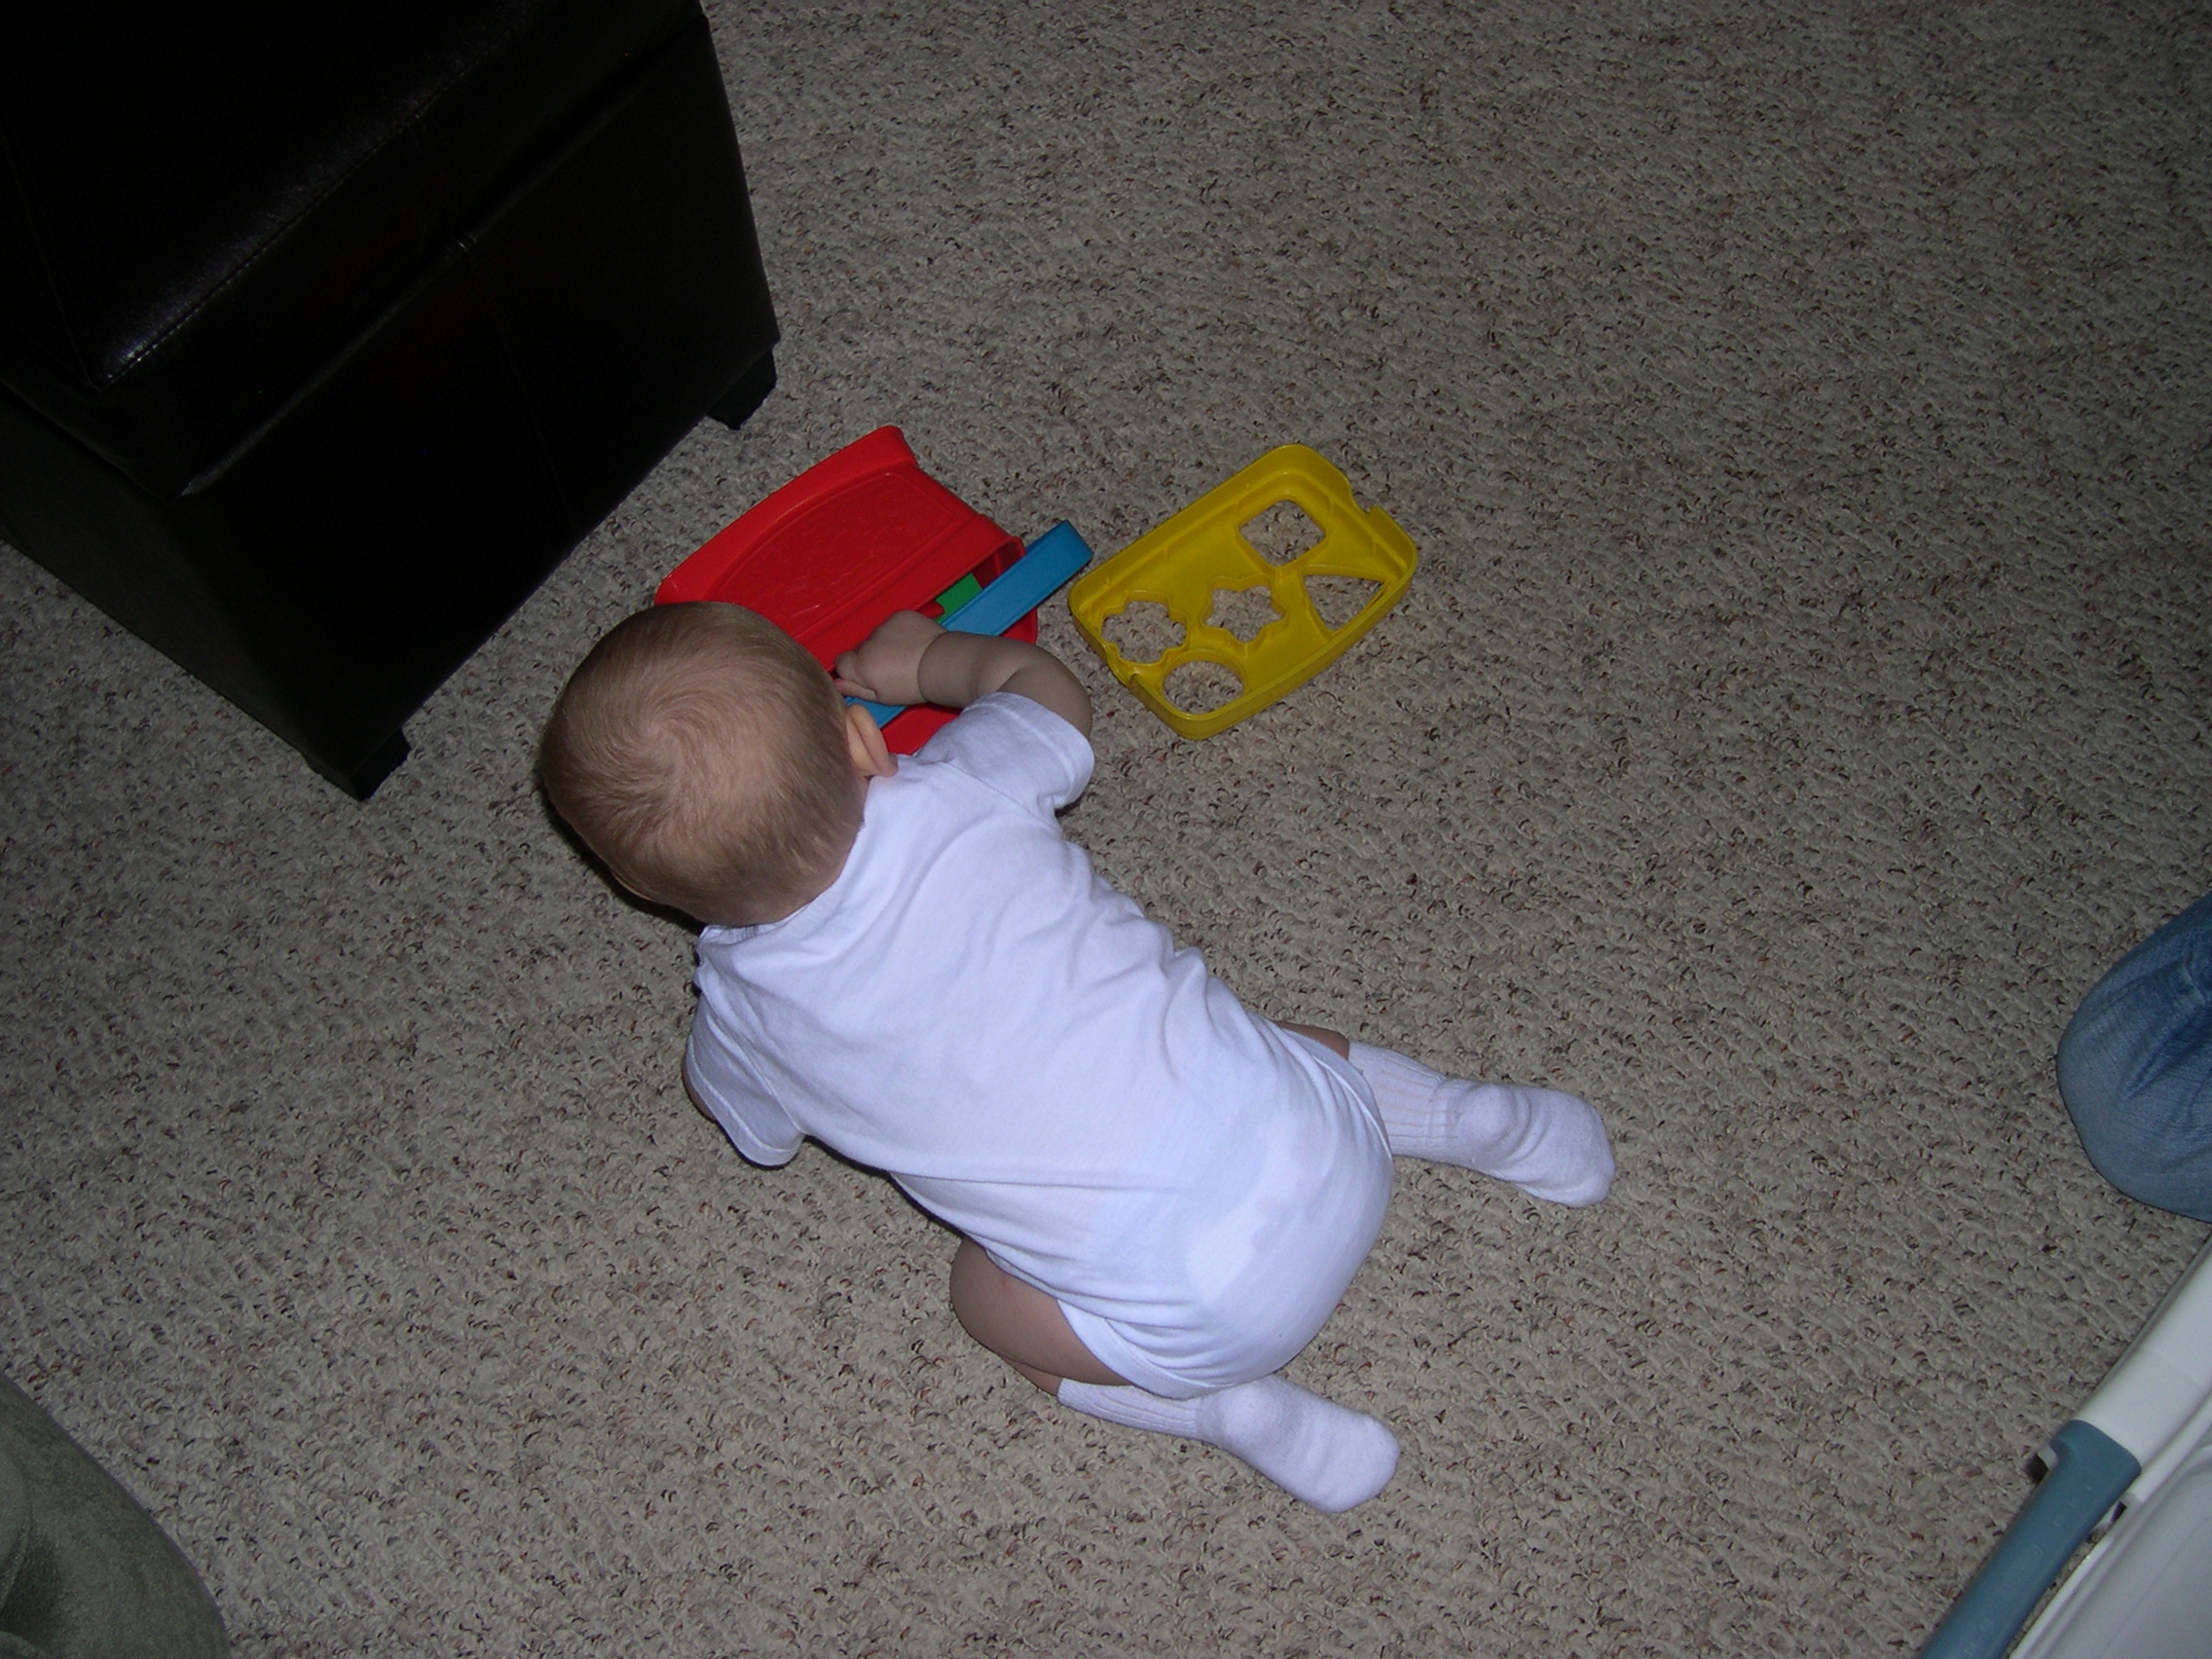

{"left": 949, "top": 1239, "right": 1398, "bottom": 1512}
{"left": 1281, "top": 1021, "right": 1615, "bottom": 1206}
{"left": 949, "top": 1236, "right": 1125, "bottom": 1391}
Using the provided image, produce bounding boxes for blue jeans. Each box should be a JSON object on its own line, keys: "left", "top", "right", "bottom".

{"left": 2057, "top": 890, "right": 2212, "bottom": 1223}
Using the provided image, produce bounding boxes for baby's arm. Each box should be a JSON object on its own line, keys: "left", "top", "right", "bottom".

{"left": 834, "top": 610, "right": 1092, "bottom": 738}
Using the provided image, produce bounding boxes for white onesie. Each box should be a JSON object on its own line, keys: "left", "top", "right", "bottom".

{"left": 684, "top": 693, "right": 1392, "bottom": 1398}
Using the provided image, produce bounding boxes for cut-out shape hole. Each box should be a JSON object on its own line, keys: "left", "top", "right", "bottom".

{"left": 1207, "top": 585, "right": 1279, "bottom": 643}
{"left": 1306, "top": 574, "right": 1382, "bottom": 630}
{"left": 1100, "top": 601, "right": 1184, "bottom": 664}
{"left": 1162, "top": 659, "right": 1243, "bottom": 717}
{"left": 1240, "top": 499, "right": 1324, "bottom": 565}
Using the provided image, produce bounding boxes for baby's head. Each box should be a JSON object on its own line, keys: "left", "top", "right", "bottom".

{"left": 539, "top": 603, "right": 871, "bottom": 926}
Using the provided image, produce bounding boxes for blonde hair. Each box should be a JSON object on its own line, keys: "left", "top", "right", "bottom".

{"left": 538, "top": 604, "right": 859, "bottom": 923}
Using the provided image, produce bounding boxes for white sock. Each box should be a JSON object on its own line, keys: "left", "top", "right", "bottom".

{"left": 1057, "top": 1375, "right": 1399, "bottom": 1513}
{"left": 1348, "top": 1041, "right": 1615, "bottom": 1205}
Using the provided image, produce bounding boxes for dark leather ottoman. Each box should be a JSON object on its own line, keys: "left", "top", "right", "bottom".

{"left": 0, "top": 0, "right": 780, "bottom": 795}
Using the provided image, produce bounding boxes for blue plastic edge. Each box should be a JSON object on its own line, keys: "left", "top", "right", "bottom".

{"left": 1918, "top": 1418, "right": 2141, "bottom": 1659}
{"left": 850, "top": 522, "right": 1094, "bottom": 726}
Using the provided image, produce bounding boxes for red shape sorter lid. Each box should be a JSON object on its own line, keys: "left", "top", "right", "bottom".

{"left": 653, "top": 426, "right": 1022, "bottom": 669}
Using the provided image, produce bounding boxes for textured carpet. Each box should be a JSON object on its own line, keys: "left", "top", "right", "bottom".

{"left": 5, "top": 2, "right": 2210, "bottom": 1653}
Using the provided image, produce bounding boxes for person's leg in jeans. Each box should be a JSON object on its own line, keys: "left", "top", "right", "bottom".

{"left": 2057, "top": 890, "right": 2212, "bottom": 1223}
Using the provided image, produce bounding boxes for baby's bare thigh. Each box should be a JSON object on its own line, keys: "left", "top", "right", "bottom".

{"left": 948, "top": 1237, "right": 1126, "bottom": 1391}
{"left": 1276, "top": 1020, "right": 1351, "bottom": 1060}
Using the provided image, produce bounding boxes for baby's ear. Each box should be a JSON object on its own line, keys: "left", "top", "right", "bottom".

{"left": 844, "top": 702, "right": 897, "bottom": 779}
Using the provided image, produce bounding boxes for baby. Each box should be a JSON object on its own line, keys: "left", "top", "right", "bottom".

{"left": 539, "top": 601, "right": 1615, "bottom": 1512}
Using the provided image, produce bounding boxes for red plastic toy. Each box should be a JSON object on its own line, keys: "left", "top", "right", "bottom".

{"left": 654, "top": 426, "right": 1038, "bottom": 753}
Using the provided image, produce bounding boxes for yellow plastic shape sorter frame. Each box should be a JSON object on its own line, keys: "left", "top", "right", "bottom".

{"left": 1069, "top": 445, "right": 1419, "bottom": 740}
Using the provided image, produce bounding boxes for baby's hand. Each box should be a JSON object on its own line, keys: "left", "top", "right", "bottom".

{"left": 833, "top": 610, "right": 943, "bottom": 707}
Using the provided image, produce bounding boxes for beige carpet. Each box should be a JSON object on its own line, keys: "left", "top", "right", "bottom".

{"left": 4, "top": 2, "right": 2210, "bottom": 1652}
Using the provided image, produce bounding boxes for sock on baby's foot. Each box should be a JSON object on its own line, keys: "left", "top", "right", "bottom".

{"left": 1057, "top": 1375, "right": 1398, "bottom": 1513}
{"left": 1348, "top": 1041, "right": 1615, "bottom": 1205}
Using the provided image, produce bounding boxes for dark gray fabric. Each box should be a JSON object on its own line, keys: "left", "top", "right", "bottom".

{"left": 0, "top": 1380, "right": 226, "bottom": 1659}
